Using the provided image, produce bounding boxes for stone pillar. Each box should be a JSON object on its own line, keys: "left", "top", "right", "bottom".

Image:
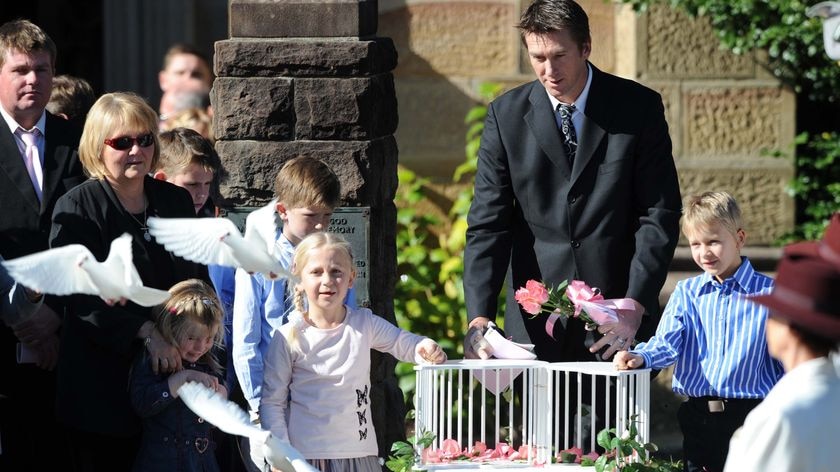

{"left": 214, "top": 0, "right": 404, "bottom": 461}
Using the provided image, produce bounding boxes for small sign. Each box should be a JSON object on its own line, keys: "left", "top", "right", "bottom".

{"left": 218, "top": 206, "right": 371, "bottom": 307}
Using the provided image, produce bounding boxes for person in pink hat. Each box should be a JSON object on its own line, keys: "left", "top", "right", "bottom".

{"left": 724, "top": 254, "right": 840, "bottom": 472}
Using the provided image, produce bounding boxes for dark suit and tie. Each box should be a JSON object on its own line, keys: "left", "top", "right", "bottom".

{"left": 464, "top": 1, "right": 681, "bottom": 363}
{"left": 0, "top": 19, "right": 85, "bottom": 470}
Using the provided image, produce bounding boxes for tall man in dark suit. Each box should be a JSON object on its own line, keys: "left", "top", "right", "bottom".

{"left": 0, "top": 19, "right": 84, "bottom": 471}
{"left": 463, "top": 0, "right": 681, "bottom": 363}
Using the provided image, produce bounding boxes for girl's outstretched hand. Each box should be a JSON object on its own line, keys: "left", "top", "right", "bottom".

{"left": 416, "top": 338, "right": 447, "bottom": 364}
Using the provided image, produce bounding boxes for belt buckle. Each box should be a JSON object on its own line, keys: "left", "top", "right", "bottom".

{"left": 707, "top": 400, "right": 725, "bottom": 413}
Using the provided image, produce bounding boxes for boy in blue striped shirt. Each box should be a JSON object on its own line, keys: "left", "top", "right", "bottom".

{"left": 614, "top": 191, "right": 784, "bottom": 472}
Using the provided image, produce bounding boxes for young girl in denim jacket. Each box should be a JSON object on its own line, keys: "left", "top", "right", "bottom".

{"left": 130, "top": 279, "right": 226, "bottom": 471}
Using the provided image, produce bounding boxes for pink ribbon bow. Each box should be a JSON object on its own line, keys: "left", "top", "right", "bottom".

{"left": 545, "top": 280, "right": 635, "bottom": 339}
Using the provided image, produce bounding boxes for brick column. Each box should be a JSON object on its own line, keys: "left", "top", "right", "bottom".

{"left": 214, "top": 0, "right": 405, "bottom": 461}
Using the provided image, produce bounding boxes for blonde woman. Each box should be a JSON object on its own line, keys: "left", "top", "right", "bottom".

{"left": 49, "top": 92, "right": 206, "bottom": 472}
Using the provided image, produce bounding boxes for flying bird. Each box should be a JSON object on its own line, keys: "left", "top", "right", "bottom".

{"left": 177, "top": 381, "right": 317, "bottom": 472}
{"left": 807, "top": 1, "right": 840, "bottom": 60}
{"left": 147, "top": 207, "right": 294, "bottom": 281}
{"left": 1, "top": 233, "right": 171, "bottom": 307}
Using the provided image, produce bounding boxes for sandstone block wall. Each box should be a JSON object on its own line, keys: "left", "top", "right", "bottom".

{"left": 215, "top": 2, "right": 405, "bottom": 457}
{"left": 380, "top": 0, "right": 795, "bottom": 244}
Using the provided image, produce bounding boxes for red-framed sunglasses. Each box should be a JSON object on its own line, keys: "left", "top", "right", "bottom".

{"left": 104, "top": 133, "right": 155, "bottom": 150}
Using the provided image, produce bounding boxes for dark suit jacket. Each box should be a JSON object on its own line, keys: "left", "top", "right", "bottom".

{"left": 464, "top": 64, "right": 681, "bottom": 362}
{"left": 0, "top": 112, "right": 84, "bottom": 259}
{"left": 50, "top": 176, "right": 208, "bottom": 436}
{"left": 0, "top": 112, "right": 84, "bottom": 398}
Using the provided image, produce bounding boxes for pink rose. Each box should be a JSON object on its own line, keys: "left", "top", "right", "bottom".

{"left": 422, "top": 448, "right": 441, "bottom": 463}
{"left": 441, "top": 439, "right": 461, "bottom": 457}
{"left": 468, "top": 441, "right": 487, "bottom": 456}
{"left": 515, "top": 280, "right": 550, "bottom": 315}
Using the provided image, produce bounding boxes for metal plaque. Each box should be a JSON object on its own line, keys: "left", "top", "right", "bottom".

{"left": 218, "top": 206, "right": 371, "bottom": 308}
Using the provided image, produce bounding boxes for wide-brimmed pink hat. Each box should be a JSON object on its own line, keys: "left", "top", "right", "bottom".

{"left": 784, "top": 212, "right": 840, "bottom": 267}
{"left": 750, "top": 254, "right": 840, "bottom": 341}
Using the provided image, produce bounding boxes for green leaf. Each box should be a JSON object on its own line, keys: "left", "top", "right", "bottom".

{"left": 464, "top": 106, "right": 488, "bottom": 124}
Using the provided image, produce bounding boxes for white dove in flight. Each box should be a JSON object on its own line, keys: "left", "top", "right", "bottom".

{"left": 1, "top": 233, "right": 171, "bottom": 307}
{"left": 177, "top": 381, "right": 317, "bottom": 472}
{"left": 146, "top": 212, "right": 295, "bottom": 282}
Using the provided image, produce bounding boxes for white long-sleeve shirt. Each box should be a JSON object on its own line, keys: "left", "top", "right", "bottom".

{"left": 260, "top": 306, "right": 426, "bottom": 459}
{"left": 724, "top": 357, "right": 840, "bottom": 472}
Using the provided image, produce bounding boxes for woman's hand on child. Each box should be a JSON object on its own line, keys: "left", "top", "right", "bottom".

{"left": 169, "top": 369, "right": 221, "bottom": 397}
{"left": 416, "top": 339, "right": 447, "bottom": 364}
{"left": 613, "top": 351, "right": 644, "bottom": 370}
{"left": 146, "top": 327, "right": 183, "bottom": 375}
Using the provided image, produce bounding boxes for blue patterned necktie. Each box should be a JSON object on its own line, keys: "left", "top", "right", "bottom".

{"left": 556, "top": 103, "right": 577, "bottom": 165}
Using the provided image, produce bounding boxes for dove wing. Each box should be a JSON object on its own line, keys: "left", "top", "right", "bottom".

{"left": 244, "top": 199, "right": 279, "bottom": 256}
{"left": 128, "top": 286, "right": 172, "bottom": 307}
{"left": 1, "top": 245, "right": 98, "bottom": 296}
{"left": 264, "top": 435, "right": 319, "bottom": 472}
{"left": 147, "top": 217, "right": 239, "bottom": 266}
{"left": 178, "top": 381, "right": 267, "bottom": 440}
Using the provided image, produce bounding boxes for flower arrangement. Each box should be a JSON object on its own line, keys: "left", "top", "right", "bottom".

{"left": 514, "top": 279, "right": 635, "bottom": 339}
{"left": 386, "top": 423, "right": 681, "bottom": 471}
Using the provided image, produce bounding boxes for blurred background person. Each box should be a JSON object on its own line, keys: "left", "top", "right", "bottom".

{"left": 160, "top": 106, "right": 214, "bottom": 143}
{"left": 46, "top": 73, "right": 96, "bottom": 129}
{"left": 157, "top": 43, "right": 212, "bottom": 126}
{"left": 49, "top": 92, "right": 207, "bottom": 472}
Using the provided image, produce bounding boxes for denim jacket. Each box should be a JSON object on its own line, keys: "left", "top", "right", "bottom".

{"left": 129, "top": 353, "right": 222, "bottom": 472}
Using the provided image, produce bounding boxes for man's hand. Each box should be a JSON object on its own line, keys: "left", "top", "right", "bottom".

{"left": 12, "top": 303, "right": 60, "bottom": 346}
{"left": 589, "top": 298, "right": 644, "bottom": 359}
{"left": 31, "top": 334, "right": 60, "bottom": 370}
{"left": 464, "top": 317, "right": 494, "bottom": 359}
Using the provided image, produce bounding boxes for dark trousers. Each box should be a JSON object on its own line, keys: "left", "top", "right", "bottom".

{"left": 0, "top": 362, "right": 69, "bottom": 472}
{"left": 64, "top": 427, "right": 140, "bottom": 472}
{"left": 678, "top": 397, "right": 761, "bottom": 472}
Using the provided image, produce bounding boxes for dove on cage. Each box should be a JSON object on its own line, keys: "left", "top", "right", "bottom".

{"left": 177, "top": 381, "right": 318, "bottom": 472}
{"left": 1, "top": 232, "right": 171, "bottom": 307}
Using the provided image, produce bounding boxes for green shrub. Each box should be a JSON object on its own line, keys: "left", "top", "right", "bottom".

{"left": 394, "top": 83, "right": 504, "bottom": 400}
{"left": 619, "top": 0, "right": 840, "bottom": 239}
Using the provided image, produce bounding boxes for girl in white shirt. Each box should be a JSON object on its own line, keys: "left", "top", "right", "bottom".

{"left": 259, "top": 232, "right": 446, "bottom": 472}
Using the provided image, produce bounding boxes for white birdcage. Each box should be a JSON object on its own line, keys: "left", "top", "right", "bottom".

{"left": 413, "top": 360, "right": 650, "bottom": 469}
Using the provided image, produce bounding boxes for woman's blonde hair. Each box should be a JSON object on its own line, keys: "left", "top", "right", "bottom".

{"left": 154, "top": 278, "right": 224, "bottom": 374}
{"left": 681, "top": 191, "right": 742, "bottom": 237}
{"left": 79, "top": 92, "right": 160, "bottom": 179}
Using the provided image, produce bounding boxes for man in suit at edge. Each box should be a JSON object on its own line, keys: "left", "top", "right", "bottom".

{"left": 463, "top": 0, "right": 681, "bottom": 363}
{"left": 0, "top": 19, "right": 84, "bottom": 471}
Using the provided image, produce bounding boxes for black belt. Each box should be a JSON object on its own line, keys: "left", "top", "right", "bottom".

{"left": 687, "top": 396, "right": 762, "bottom": 413}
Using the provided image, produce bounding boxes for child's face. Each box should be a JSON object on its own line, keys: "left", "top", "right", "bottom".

{"left": 178, "top": 322, "right": 217, "bottom": 364}
{"left": 169, "top": 163, "right": 214, "bottom": 214}
{"left": 277, "top": 203, "right": 333, "bottom": 245}
{"left": 299, "top": 246, "right": 355, "bottom": 317}
{"left": 686, "top": 222, "right": 745, "bottom": 282}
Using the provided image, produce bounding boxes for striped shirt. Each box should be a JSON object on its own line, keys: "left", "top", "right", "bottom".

{"left": 633, "top": 257, "right": 784, "bottom": 398}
